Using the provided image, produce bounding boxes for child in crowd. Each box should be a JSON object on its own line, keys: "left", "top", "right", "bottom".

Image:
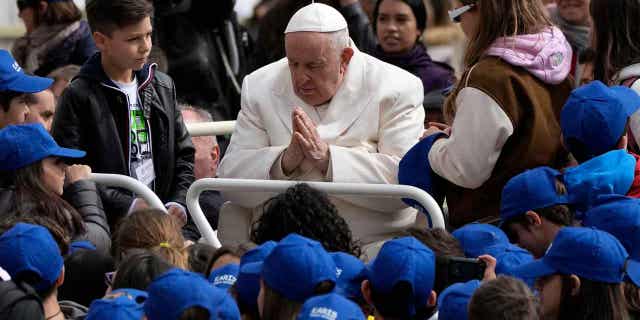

{"left": 402, "top": 0, "right": 573, "bottom": 227}
{"left": 590, "top": 0, "right": 640, "bottom": 150}
{"left": 582, "top": 197, "right": 640, "bottom": 317}
{"left": 85, "top": 288, "right": 147, "bottom": 320}
{"left": 209, "top": 263, "right": 239, "bottom": 290}
{"left": 560, "top": 81, "right": 640, "bottom": 197}
{"left": 51, "top": 0, "right": 195, "bottom": 227}
{"left": 500, "top": 167, "right": 572, "bottom": 258}
{"left": 330, "top": 252, "right": 367, "bottom": 307}
{"left": 241, "top": 234, "right": 336, "bottom": 320}
{"left": 144, "top": 268, "right": 240, "bottom": 320}
{"left": 0, "top": 223, "right": 87, "bottom": 319}
{"left": 112, "top": 209, "right": 188, "bottom": 269}
{"left": 437, "top": 280, "right": 480, "bottom": 320}
{"left": 297, "top": 293, "right": 365, "bottom": 320}
{"left": 467, "top": 276, "right": 539, "bottom": 320}
{"left": 108, "top": 251, "right": 172, "bottom": 293}
{"left": 513, "top": 227, "right": 630, "bottom": 319}
{"left": 452, "top": 224, "right": 533, "bottom": 283}
{"left": 250, "top": 183, "right": 361, "bottom": 256}
{"left": 0, "top": 49, "right": 53, "bottom": 129}
{"left": 0, "top": 123, "right": 111, "bottom": 255}
{"left": 360, "top": 237, "right": 437, "bottom": 320}
{"left": 233, "top": 241, "right": 276, "bottom": 320}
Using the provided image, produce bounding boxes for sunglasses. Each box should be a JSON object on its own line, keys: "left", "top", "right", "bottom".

{"left": 448, "top": 4, "right": 476, "bottom": 23}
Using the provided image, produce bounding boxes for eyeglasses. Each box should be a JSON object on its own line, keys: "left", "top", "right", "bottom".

{"left": 104, "top": 271, "right": 116, "bottom": 287}
{"left": 448, "top": 4, "right": 476, "bottom": 23}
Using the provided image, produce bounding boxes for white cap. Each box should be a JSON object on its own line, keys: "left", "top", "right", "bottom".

{"left": 284, "top": 3, "right": 348, "bottom": 34}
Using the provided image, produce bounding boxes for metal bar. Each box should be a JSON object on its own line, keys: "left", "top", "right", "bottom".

{"left": 186, "top": 121, "right": 235, "bottom": 137}
{"left": 90, "top": 173, "right": 167, "bottom": 213}
{"left": 186, "top": 178, "right": 444, "bottom": 248}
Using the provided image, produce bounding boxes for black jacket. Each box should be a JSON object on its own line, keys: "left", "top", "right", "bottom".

{"left": 52, "top": 53, "right": 195, "bottom": 224}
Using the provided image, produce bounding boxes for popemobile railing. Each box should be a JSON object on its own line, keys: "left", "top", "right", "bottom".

{"left": 186, "top": 121, "right": 236, "bottom": 137}
{"left": 186, "top": 178, "right": 445, "bottom": 248}
{"left": 89, "top": 173, "right": 167, "bottom": 213}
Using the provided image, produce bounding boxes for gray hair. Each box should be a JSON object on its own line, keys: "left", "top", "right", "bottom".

{"left": 179, "top": 104, "right": 218, "bottom": 146}
{"left": 327, "top": 28, "right": 350, "bottom": 57}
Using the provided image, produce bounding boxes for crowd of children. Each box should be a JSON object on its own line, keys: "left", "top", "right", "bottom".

{"left": 3, "top": 0, "right": 640, "bottom": 319}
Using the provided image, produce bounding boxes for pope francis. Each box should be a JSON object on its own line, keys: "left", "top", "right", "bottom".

{"left": 217, "top": 2, "right": 425, "bottom": 253}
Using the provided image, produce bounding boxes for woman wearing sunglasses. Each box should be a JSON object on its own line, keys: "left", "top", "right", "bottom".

{"left": 0, "top": 123, "right": 111, "bottom": 255}
{"left": 403, "top": 0, "right": 574, "bottom": 228}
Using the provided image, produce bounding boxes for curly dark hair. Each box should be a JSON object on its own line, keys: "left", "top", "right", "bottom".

{"left": 250, "top": 183, "right": 361, "bottom": 256}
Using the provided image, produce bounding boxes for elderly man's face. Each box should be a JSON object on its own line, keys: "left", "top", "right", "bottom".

{"left": 285, "top": 32, "right": 351, "bottom": 106}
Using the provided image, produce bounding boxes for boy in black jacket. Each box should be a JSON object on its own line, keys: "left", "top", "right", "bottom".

{"left": 52, "top": 0, "right": 195, "bottom": 226}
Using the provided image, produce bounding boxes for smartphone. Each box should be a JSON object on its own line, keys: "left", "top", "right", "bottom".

{"left": 436, "top": 256, "right": 486, "bottom": 287}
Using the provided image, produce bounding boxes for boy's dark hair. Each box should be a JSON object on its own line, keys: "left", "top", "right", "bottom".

{"left": 86, "top": 0, "right": 154, "bottom": 36}
{"left": 187, "top": 243, "right": 217, "bottom": 276}
{"left": 0, "top": 91, "right": 25, "bottom": 112}
{"left": 557, "top": 275, "right": 629, "bottom": 319}
{"left": 261, "top": 280, "right": 334, "bottom": 320}
{"left": 58, "top": 250, "right": 115, "bottom": 307}
{"left": 370, "top": 281, "right": 433, "bottom": 320}
{"left": 250, "top": 183, "right": 361, "bottom": 256}
{"left": 179, "top": 307, "right": 210, "bottom": 320}
{"left": 111, "top": 251, "right": 172, "bottom": 291}
{"left": 405, "top": 227, "right": 464, "bottom": 294}
{"left": 468, "top": 276, "right": 539, "bottom": 320}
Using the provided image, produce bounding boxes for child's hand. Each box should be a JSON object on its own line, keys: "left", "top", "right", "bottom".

{"left": 478, "top": 254, "right": 497, "bottom": 282}
{"left": 66, "top": 165, "right": 92, "bottom": 184}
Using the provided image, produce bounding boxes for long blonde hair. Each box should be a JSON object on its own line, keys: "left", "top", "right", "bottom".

{"left": 443, "top": 0, "right": 553, "bottom": 122}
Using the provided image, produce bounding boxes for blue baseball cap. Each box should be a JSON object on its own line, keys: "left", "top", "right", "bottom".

{"left": 330, "top": 252, "right": 366, "bottom": 301}
{"left": 0, "top": 123, "right": 85, "bottom": 171}
{"left": 582, "top": 196, "right": 640, "bottom": 287}
{"left": 561, "top": 81, "right": 640, "bottom": 159}
{"left": 0, "top": 223, "right": 63, "bottom": 292}
{"left": 208, "top": 263, "right": 239, "bottom": 290}
{"left": 0, "top": 50, "right": 52, "bottom": 93}
{"left": 367, "top": 237, "right": 435, "bottom": 317}
{"left": 241, "top": 234, "right": 336, "bottom": 302}
{"left": 144, "top": 269, "right": 240, "bottom": 320}
{"left": 296, "top": 293, "right": 365, "bottom": 320}
{"left": 437, "top": 280, "right": 480, "bottom": 320}
{"left": 236, "top": 241, "right": 277, "bottom": 308}
{"left": 500, "top": 167, "right": 569, "bottom": 224}
{"left": 452, "top": 224, "right": 534, "bottom": 278}
{"left": 563, "top": 149, "right": 635, "bottom": 213}
{"left": 86, "top": 288, "right": 148, "bottom": 320}
{"left": 513, "top": 227, "right": 628, "bottom": 283}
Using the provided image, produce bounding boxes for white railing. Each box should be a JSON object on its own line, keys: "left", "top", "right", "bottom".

{"left": 186, "top": 121, "right": 235, "bottom": 137}
{"left": 89, "top": 173, "right": 167, "bottom": 213}
{"left": 186, "top": 178, "right": 445, "bottom": 248}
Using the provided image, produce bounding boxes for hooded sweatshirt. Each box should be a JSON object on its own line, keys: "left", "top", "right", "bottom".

{"left": 426, "top": 26, "right": 574, "bottom": 227}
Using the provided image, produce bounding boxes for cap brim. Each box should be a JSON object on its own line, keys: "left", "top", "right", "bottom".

{"left": 512, "top": 259, "right": 557, "bottom": 280}
{"left": 6, "top": 73, "right": 53, "bottom": 93}
{"left": 626, "top": 259, "right": 640, "bottom": 287}
{"left": 50, "top": 146, "right": 86, "bottom": 159}
{"left": 240, "top": 262, "right": 263, "bottom": 276}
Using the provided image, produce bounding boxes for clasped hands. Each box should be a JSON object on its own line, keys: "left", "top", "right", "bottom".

{"left": 282, "top": 107, "right": 330, "bottom": 175}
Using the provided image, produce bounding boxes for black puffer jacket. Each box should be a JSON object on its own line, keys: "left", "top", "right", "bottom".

{"left": 0, "top": 180, "right": 111, "bottom": 255}
{"left": 52, "top": 53, "right": 195, "bottom": 225}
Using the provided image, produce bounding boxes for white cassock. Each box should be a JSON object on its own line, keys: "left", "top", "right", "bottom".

{"left": 217, "top": 44, "right": 425, "bottom": 251}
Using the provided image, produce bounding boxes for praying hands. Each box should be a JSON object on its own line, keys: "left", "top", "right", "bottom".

{"left": 282, "top": 107, "right": 331, "bottom": 175}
